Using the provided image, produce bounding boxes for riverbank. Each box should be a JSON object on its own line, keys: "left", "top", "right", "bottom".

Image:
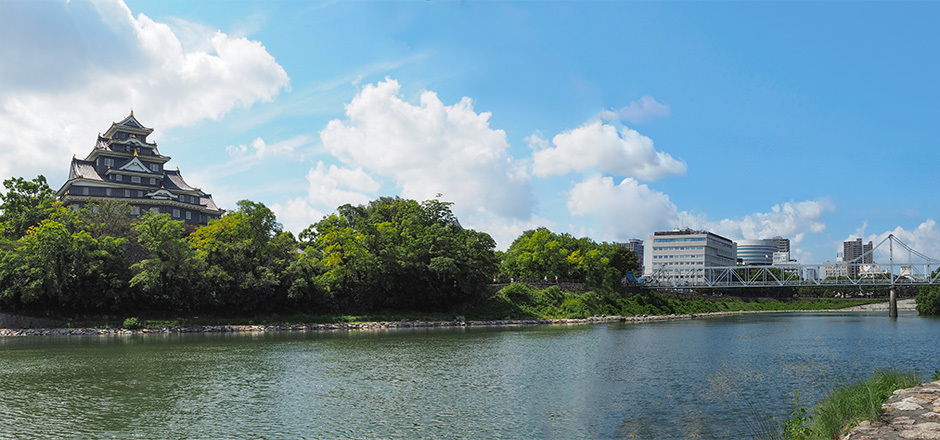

{"left": 840, "top": 380, "right": 940, "bottom": 439}
{"left": 0, "top": 305, "right": 903, "bottom": 337}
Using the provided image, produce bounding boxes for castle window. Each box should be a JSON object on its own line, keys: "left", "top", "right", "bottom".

{"left": 82, "top": 187, "right": 89, "bottom": 195}
{"left": 150, "top": 164, "right": 160, "bottom": 172}
{"left": 151, "top": 207, "right": 159, "bottom": 214}
{"left": 149, "top": 178, "right": 156, "bottom": 185}
{"left": 131, "top": 176, "right": 141, "bottom": 184}
{"left": 116, "top": 175, "right": 123, "bottom": 182}
{"left": 106, "top": 188, "right": 112, "bottom": 196}
{"left": 137, "top": 191, "right": 143, "bottom": 197}
{"left": 186, "top": 211, "right": 192, "bottom": 220}
{"left": 124, "top": 189, "right": 130, "bottom": 197}
{"left": 104, "top": 158, "right": 114, "bottom": 167}
{"left": 131, "top": 206, "right": 140, "bottom": 215}
{"left": 172, "top": 209, "right": 180, "bottom": 218}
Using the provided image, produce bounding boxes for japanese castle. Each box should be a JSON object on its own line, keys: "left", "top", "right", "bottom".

{"left": 56, "top": 111, "right": 224, "bottom": 225}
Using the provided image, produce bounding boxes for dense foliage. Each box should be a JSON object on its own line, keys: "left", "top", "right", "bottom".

{"left": 0, "top": 178, "right": 525, "bottom": 317}
{"left": 499, "top": 227, "right": 639, "bottom": 291}
{"left": 916, "top": 285, "right": 940, "bottom": 316}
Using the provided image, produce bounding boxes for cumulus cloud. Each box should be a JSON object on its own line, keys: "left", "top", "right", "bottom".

{"left": 305, "top": 161, "right": 380, "bottom": 209}
{"left": 319, "top": 78, "right": 535, "bottom": 223}
{"left": 226, "top": 135, "right": 310, "bottom": 159}
{"left": 600, "top": 96, "right": 671, "bottom": 125}
{"left": 270, "top": 197, "right": 326, "bottom": 237}
{"left": 566, "top": 175, "right": 680, "bottom": 240}
{"left": 532, "top": 120, "right": 687, "bottom": 180}
{"left": 686, "top": 200, "right": 833, "bottom": 242}
{"left": 0, "top": 0, "right": 289, "bottom": 182}
{"left": 860, "top": 220, "right": 940, "bottom": 265}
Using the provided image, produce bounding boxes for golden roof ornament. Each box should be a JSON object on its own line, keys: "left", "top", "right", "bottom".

{"left": 133, "top": 149, "right": 138, "bottom": 157}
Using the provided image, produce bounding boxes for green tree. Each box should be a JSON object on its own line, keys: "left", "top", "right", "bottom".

{"left": 0, "top": 175, "right": 58, "bottom": 239}
{"left": 130, "top": 213, "right": 201, "bottom": 311}
{"left": 0, "top": 218, "right": 129, "bottom": 314}
{"left": 188, "top": 200, "right": 298, "bottom": 313}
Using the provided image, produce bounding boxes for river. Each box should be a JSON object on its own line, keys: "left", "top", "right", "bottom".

{"left": 1, "top": 311, "right": 938, "bottom": 439}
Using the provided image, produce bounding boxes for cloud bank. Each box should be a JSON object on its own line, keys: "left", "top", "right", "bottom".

{"left": 0, "top": 0, "right": 289, "bottom": 182}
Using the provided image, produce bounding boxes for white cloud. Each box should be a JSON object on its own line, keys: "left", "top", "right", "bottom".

{"left": 566, "top": 175, "right": 680, "bottom": 240}
{"left": 270, "top": 197, "right": 326, "bottom": 237}
{"left": 600, "top": 96, "right": 671, "bottom": 125}
{"left": 305, "top": 161, "right": 379, "bottom": 209}
{"left": 0, "top": 0, "right": 289, "bottom": 182}
{"left": 226, "top": 135, "right": 310, "bottom": 159}
{"left": 862, "top": 220, "right": 940, "bottom": 264}
{"left": 532, "top": 120, "right": 687, "bottom": 180}
{"left": 319, "top": 78, "right": 535, "bottom": 222}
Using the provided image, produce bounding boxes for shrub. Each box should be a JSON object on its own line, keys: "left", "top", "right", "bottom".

{"left": 122, "top": 317, "right": 143, "bottom": 330}
{"left": 916, "top": 286, "right": 940, "bottom": 315}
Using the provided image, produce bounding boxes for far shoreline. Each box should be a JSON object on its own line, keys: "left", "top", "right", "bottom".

{"left": 0, "top": 301, "right": 916, "bottom": 337}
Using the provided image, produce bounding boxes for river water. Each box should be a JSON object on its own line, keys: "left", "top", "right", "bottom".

{"left": 0, "top": 312, "right": 938, "bottom": 439}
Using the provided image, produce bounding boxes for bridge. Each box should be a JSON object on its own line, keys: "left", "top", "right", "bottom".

{"left": 641, "top": 234, "right": 940, "bottom": 317}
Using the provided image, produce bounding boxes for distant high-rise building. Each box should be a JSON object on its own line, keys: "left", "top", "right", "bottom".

{"left": 617, "top": 239, "right": 644, "bottom": 276}
{"left": 772, "top": 236, "right": 790, "bottom": 253}
{"left": 843, "top": 238, "right": 873, "bottom": 277}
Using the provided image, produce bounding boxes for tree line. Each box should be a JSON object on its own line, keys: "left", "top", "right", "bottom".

{"left": 0, "top": 175, "right": 640, "bottom": 318}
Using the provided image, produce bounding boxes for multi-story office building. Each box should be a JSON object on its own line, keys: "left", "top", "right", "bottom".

{"left": 736, "top": 239, "right": 778, "bottom": 266}
{"left": 617, "top": 239, "right": 644, "bottom": 276}
{"left": 843, "top": 238, "right": 873, "bottom": 277}
{"left": 649, "top": 228, "right": 736, "bottom": 284}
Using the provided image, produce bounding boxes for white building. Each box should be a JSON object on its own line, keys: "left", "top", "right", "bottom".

{"left": 736, "top": 239, "right": 778, "bottom": 266}
{"left": 617, "top": 239, "right": 645, "bottom": 276}
{"left": 648, "top": 228, "right": 736, "bottom": 284}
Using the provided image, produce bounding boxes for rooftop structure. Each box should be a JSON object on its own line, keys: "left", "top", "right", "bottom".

{"left": 56, "top": 112, "right": 224, "bottom": 225}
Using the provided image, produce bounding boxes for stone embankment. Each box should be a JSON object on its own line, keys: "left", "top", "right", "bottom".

{"left": 0, "top": 311, "right": 756, "bottom": 337}
{"left": 842, "top": 380, "right": 940, "bottom": 440}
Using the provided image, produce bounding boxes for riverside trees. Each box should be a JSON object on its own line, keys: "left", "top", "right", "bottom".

{"left": 0, "top": 175, "right": 638, "bottom": 317}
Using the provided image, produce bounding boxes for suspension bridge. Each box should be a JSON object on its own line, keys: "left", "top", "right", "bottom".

{"left": 640, "top": 234, "right": 940, "bottom": 317}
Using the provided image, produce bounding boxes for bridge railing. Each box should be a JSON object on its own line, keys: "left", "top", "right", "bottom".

{"left": 643, "top": 262, "right": 940, "bottom": 289}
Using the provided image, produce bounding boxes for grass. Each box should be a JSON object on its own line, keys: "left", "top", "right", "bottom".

{"left": 785, "top": 368, "right": 921, "bottom": 439}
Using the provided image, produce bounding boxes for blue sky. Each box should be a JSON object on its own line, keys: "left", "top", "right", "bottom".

{"left": 2, "top": 0, "right": 939, "bottom": 269}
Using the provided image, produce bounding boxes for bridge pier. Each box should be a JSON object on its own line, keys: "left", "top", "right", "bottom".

{"left": 889, "top": 286, "right": 898, "bottom": 319}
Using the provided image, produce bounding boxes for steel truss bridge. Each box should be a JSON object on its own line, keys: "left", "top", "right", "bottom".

{"left": 642, "top": 234, "right": 940, "bottom": 290}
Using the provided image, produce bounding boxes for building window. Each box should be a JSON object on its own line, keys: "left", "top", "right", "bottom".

{"left": 91, "top": 206, "right": 99, "bottom": 213}
{"left": 70, "top": 204, "right": 80, "bottom": 212}
{"left": 173, "top": 209, "right": 180, "bottom": 218}
{"left": 116, "top": 175, "right": 123, "bottom": 182}
{"left": 131, "top": 206, "right": 140, "bottom": 215}
{"left": 138, "top": 191, "right": 143, "bottom": 197}
{"left": 185, "top": 211, "right": 192, "bottom": 220}
{"left": 82, "top": 187, "right": 89, "bottom": 195}
{"left": 104, "top": 158, "right": 114, "bottom": 167}
{"left": 149, "top": 178, "right": 156, "bottom": 185}
{"left": 151, "top": 207, "right": 160, "bottom": 215}
{"left": 131, "top": 176, "right": 141, "bottom": 184}
{"left": 124, "top": 189, "right": 130, "bottom": 197}
{"left": 150, "top": 163, "right": 160, "bottom": 172}
{"left": 106, "top": 188, "right": 112, "bottom": 196}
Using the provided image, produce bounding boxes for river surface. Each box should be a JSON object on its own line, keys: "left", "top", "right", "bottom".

{"left": 1, "top": 312, "right": 938, "bottom": 439}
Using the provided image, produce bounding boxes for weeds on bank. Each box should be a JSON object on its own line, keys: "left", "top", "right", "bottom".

{"left": 778, "top": 368, "right": 921, "bottom": 440}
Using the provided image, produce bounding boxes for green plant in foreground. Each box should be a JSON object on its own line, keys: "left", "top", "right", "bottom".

{"left": 806, "top": 369, "right": 919, "bottom": 440}
{"left": 781, "top": 393, "right": 814, "bottom": 439}
{"left": 932, "top": 369, "right": 940, "bottom": 382}
{"left": 122, "top": 317, "right": 143, "bottom": 330}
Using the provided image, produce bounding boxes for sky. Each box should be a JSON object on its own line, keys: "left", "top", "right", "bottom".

{"left": 2, "top": 0, "right": 940, "bottom": 271}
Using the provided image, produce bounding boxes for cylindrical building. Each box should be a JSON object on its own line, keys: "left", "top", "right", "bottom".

{"left": 736, "top": 239, "right": 777, "bottom": 266}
